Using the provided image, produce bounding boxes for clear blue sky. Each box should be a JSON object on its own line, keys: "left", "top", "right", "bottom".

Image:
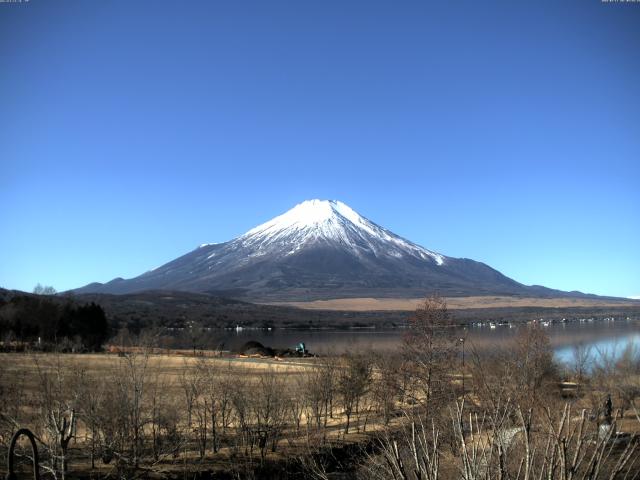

{"left": 1, "top": 0, "right": 638, "bottom": 298}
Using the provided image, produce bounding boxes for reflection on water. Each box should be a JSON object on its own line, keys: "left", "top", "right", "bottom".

{"left": 554, "top": 332, "right": 640, "bottom": 366}
{"left": 217, "top": 319, "right": 640, "bottom": 365}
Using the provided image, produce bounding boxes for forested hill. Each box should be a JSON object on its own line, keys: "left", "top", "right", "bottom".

{"left": 0, "top": 288, "right": 109, "bottom": 350}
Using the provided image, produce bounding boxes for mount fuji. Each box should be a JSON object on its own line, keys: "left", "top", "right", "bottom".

{"left": 75, "top": 200, "right": 571, "bottom": 300}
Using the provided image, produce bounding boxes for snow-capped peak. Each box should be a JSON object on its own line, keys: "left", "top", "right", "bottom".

{"left": 244, "top": 199, "right": 364, "bottom": 235}
{"left": 239, "top": 199, "right": 445, "bottom": 265}
{"left": 245, "top": 199, "right": 340, "bottom": 232}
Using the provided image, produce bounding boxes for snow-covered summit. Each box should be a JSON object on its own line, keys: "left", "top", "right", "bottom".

{"left": 239, "top": 199, "right": 445, "bottom": 265}
{"left": 244, "top": 199, "right": 349, "bottom": 233}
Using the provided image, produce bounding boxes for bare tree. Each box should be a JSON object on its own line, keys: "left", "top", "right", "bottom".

{"left": 369, "top": 397, "right": 640, "bottom": 480}
{"left": 107, "top": 350, "right": 150, "bottom": 468}
{"left": 337, "top": 353, "right": 372, "bottom": 434}
{"left": 371, "top": 352, "right": 402, "bottom": 425}
{"left": 179, "top": 360, "right": 199, "bottom": 431}
{"left": 403, "top": 294, "right": 456, "bottom": 411}
{"left": 251, "top": 368, "right": 289, "bottom": 460}
{"left": 229, "top": 373, "right": 253, "bottom": 455}
{"left": 363, "top": 414, "right": 440, "bottom": 480}
{"left": 191, "top": 360, "right": 210, "bottom": 459}
{"left": 205, "top": 361, "right": 236, "bottom": 453}
{"left": 33, "top": 355, "right": 77, "bottom": 480}
{"left": 304, "top": 362, "right": 335, "bottom": 440}
{"left": 147, "top": 359, "right": 182, "bottom": 462}
{"left": 613, "top": 343, "right": 640, "bottom": 419}
{"left": 508, "top": 322, "right": 558, "bottom": 412}
{"left": 572, "top": 342, "right": 593, "bottom": 383}
{"left": 75, "top": 369, "right": 104, "bottom": 469}
{"left": 289, "top": 370, "right": 308, "bottom": 435}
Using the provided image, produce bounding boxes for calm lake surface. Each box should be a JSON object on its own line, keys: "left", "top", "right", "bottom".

{"left": 218, "top": 318, "right": 640, "bottom": 365}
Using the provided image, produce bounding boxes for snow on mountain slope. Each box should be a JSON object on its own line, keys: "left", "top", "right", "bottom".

{"left": 237, "top": 200, "right": 445, "bottom": 265}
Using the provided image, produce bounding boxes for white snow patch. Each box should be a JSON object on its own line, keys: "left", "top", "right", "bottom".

{"left": 238, "top": 199, "right": 446, "bottom": 265}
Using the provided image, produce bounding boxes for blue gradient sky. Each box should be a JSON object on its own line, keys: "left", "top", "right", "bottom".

{"left": 1, "top": 1, "right": 638, "bottom": 297}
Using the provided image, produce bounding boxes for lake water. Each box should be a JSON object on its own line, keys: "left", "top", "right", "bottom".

{"left": 218, "top": 318, "right": 640, "bottom": 366}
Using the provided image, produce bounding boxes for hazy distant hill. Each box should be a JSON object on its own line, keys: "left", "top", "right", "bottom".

{"left": 75, "top": 199, "right": 603, "bottom": 301}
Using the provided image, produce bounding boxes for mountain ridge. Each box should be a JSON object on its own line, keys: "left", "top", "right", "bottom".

{"left": 73, "top": 199, "right": 602, "bottom": 301}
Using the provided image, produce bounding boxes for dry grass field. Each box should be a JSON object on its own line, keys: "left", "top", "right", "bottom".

{"left": 0, "top": 351, "right": 383, "bottom": 478}
{"left": 273, "top": 295, "right": 640, "bottom": 311}
{"left": 0, "top": 351, "right": 314, "bottom": 386}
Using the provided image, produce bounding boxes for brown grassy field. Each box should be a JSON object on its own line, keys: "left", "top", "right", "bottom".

{"left": 272, "top": 295, "right": 640, "bottom": 311}
{"left": 0, "top": 351, "right": 378, "bottom": 478}
{"left": 0, "top": 352, "right": 317, "bottom": 403}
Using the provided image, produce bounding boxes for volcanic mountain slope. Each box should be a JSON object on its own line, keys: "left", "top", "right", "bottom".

{"left": 75, "top": 199, "right": 579, "bottom": 301}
